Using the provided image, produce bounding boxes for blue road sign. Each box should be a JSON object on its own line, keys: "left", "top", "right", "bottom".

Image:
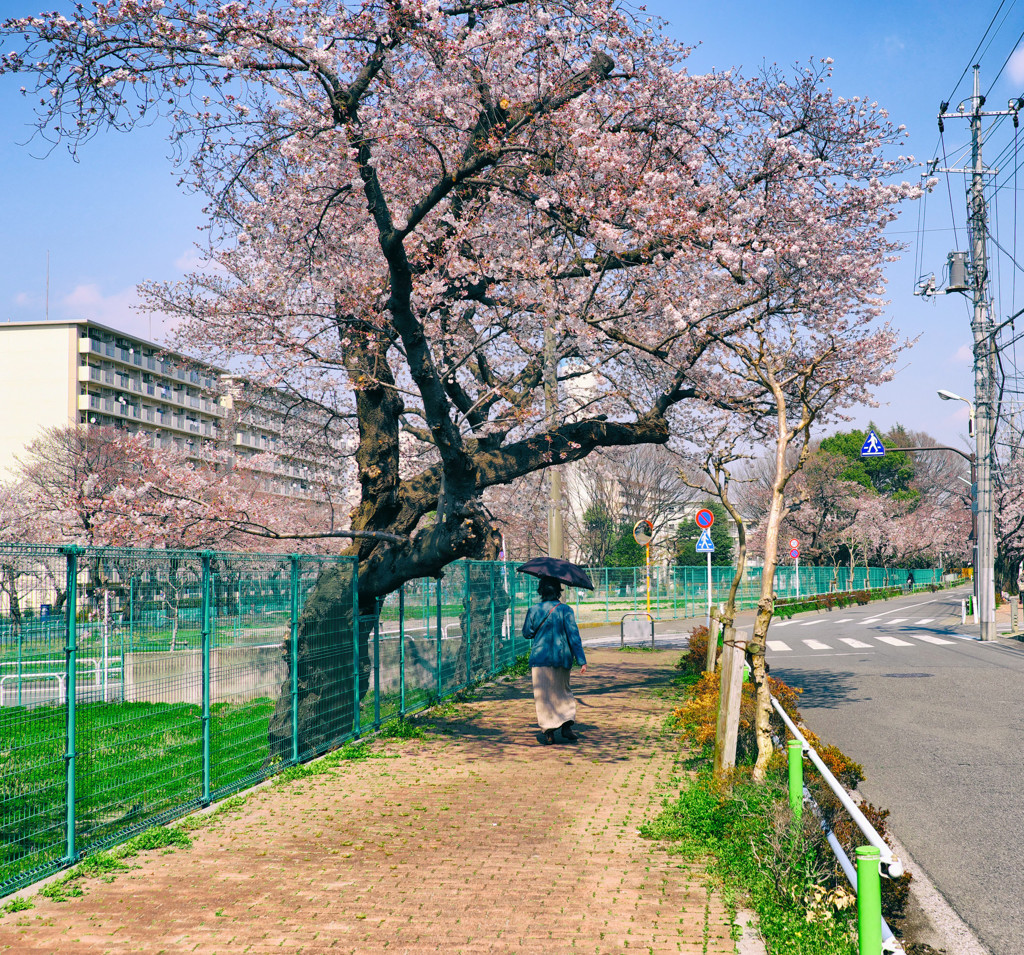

{"left": 860, "top": 430, "right": 885, "bottom": 457}
{"left": 695, "top": 529, "right": 715, "bottom": 553}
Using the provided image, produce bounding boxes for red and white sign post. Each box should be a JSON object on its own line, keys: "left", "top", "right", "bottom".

{"left": 696, "top": 509, "right": 716, "bottom": 625}
{"left": 789, "top": 539, "right": 800, "bottom": 598}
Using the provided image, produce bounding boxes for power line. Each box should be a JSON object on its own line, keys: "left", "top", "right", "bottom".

{"left": 984, "top": 19, "right": 1024, "bottom": 100}
{"left": 948, "top": 0, "right": 1011, "bottom": 104}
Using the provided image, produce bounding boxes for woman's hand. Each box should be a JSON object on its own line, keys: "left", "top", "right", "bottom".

{"left": 579, "top": 664, "right": 587, "bottom": 674}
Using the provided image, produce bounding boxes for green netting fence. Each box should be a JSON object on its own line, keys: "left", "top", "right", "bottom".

{"left": 0, "top": 543, "right": 943, "bottom": 897}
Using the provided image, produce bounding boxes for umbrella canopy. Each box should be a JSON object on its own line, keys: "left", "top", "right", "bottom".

{"left": 516, "top": 557, "right": 595, "bottom": 591}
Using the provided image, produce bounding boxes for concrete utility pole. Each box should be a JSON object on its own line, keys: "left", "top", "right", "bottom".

{"left": 939, "top": 66, "right": 1004, "bottom": 640}
{"left": 544, "top": 326, "right": 563, "bottom": 558}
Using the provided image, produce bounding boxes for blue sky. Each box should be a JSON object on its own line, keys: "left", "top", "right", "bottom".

{"left": 2, "top": 0, "right": 1023, "bottom": 450}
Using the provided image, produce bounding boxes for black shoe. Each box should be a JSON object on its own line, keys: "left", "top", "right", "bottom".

{"left": 543, "top": 729, "right": 556, "bottom": 745}
{"left": 560, "top": 721, "right": 578, "bottom": 741}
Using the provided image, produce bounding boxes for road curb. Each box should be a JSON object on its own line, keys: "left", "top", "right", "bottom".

{"left": 851, "top": 792, "right": 993, "bottom": 955}
{"left": 734, "top": 906, "right": 767, "bottom": 954}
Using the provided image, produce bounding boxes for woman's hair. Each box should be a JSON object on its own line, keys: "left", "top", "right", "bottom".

{"left": 538, "top": 576, "right": 562, "bottom": 601}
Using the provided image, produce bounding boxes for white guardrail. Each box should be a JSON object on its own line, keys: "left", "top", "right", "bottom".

{"left": 771, "top": 694, "right": 905, "bottom": 955}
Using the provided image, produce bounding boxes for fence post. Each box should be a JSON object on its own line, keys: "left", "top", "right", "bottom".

{"left": 63, "top": 545, "right": 79, "bottom": 865}
{"left": 399, "top": 584, "right": 406, "bottom": 717}
{"left": 463, "top": 562, "right": 472, "bottom": 688}
{"left": 201, "top": 552, "right": 212, "bottom": 805}
{"left": 373, "top": 597, "right": 381, "bottom": 728}
{"left": 604, "top": 568, "right": 609, "bottom": 623}
{"left": 855, "top": 845, "right": 883, "bottom": 955}
{"left": 129, "top": 574, "right": 134, "bottom": 654}
{"left": 489, "top": 568, "right": 496, "bottom": 674}
{"left": 16, "top": 621, "right": 22, "bottom": 707}
{"left": 423, "top": 579, "right": 429, "bottom": 637}
{"left": 787, "top": 739, "right": 803, "bottom": 819}
{"left": 436, "top": 577, "right": 443, "bottom": 699}
{"left": 510, "top": 566, "right": 517, "bottom": 643}
{"left": 289, "top": 555, "right": 300, "bottom": 765}
{"left": 352, "top": 560, "right": 361, "bottom": 739}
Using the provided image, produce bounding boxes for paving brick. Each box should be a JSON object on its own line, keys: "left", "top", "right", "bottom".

{"left": 0, "top": 649, "right": 738, "bottom": 954}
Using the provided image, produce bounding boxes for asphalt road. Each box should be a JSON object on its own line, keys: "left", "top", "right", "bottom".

{"left": 766, "top": 587, "right": 1024, "bottom": 955}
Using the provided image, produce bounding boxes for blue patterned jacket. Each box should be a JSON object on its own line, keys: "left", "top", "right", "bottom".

{"left": 521, "top": 599, "right": 587, "bottom": 669}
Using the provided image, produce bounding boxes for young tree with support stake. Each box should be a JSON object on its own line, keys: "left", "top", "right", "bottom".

{"left": 1, "top": 0, "right": 919, "bottom": 750}
{"left": 709, "top": 323, "right": 906, "bottom": 781}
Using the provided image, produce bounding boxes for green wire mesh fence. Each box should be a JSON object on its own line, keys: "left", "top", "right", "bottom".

{"left": 0, "top": 543, "right": 943, "bottom": 897}
{"left": 568, "top": 564, "right": 944, "bottom": 624}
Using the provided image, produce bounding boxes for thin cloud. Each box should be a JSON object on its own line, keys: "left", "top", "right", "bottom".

{"left": 60, "top": 283, "right": 176, "bottom": 343}
{"left": 883, "top": 35, "right": 906, "bottom": 57}
{"left": 952, "top": 343, "right": 972, "bottom": 363}
{"left": 1009, "top": 48, "right": 1024, "bottom": 85}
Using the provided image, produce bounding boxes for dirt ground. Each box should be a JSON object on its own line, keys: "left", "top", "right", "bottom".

{"left": 0, "top": 648, "right": 738, "bottom": 954}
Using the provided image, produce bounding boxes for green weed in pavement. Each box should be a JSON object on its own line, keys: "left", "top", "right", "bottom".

{"left": 643, "top": 771, "right": 856, "bottom": 955}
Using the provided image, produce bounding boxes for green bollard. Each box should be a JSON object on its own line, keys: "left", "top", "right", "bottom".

{"left": 787, "top": 739, "right": 803, "bottom": 819}
{"left": 855, "top": 845, "right": 882, "bottom": 955}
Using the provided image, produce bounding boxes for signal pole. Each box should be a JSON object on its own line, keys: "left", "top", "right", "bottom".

{"left": 938, "top": 66, "right": 1011, "bottom": 640}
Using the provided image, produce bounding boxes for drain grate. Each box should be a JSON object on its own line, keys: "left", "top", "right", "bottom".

{"left": 882, "top": 672, "right": 933, "bottom": 678}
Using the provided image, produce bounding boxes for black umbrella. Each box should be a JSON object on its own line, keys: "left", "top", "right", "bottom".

{"left": 516, "top": 556, "right": 595, "bottom": 590}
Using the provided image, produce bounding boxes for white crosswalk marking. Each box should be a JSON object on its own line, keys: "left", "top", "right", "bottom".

{"left": 839, "top": 638, "right": 872, "bottom": 649}
{"left": 910, "top": 633, "right": 955, "bottom": 645}
{"left": 916, "top": 618, "right": 934, "bottom": 625}
{"left": 803, "top": 639, "right": 831, "bottom": 650}
{"left": 834, "top": 618, "right": 853, "bottom": 624}
{"left": 772, "top": 621, "right": 793, "bottom": 628}
{"left": 877, "top": 636, "right": 914, "bottom": 647}
{"left": 800, "top": 619, "right": 823, "bottom": 626}
{"left": 767, "top": 640, "right": 791, "bottom": 652}
{"left": 860, "top": 618, "right": 880, "bottom": 625}
{"left": 887, "top": 618, "right": 907, "bottom": 624}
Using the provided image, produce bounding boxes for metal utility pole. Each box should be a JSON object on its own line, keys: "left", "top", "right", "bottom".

{"left": 544, "top": 327, "right": 563, "bottom": 558}
{"left": 939, "top": 67, "right": 1003, "bottom": 640}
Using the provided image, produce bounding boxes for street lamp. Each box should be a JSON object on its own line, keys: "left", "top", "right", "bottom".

{"left": 937, "top": 390, "right": 975, "bottom": 437}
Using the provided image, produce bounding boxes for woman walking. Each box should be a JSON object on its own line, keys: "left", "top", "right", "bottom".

{"left": 522, "top": 576, "right": 587, "bottom": 744}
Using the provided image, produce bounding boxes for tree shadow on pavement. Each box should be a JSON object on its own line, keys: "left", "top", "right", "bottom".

{"left": 778, "top": 669, "right": 866, "bottom": 710}
{"left": 394, "top": 654, "right": 682, "bottom": 765}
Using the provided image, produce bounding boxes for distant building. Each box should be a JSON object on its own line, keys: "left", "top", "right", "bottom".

{"left": 0, "top": 319, "right": 346, "bottom": 498}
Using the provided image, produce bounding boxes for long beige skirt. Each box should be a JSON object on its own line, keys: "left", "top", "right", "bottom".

{"left": 531, "top": 666, "right": 576, "bottom": 731}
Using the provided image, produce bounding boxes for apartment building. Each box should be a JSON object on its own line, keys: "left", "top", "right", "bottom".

{"left": 0, "top": 319, "right": 345, "bottom": 497}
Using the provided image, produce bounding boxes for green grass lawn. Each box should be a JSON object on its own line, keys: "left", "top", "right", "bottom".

{"left": 0, "top": 697, "right": 274, "bottom": 894}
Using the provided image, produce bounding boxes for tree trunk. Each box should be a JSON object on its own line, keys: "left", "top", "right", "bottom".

{"left": 267, "top": 561, "right": 367, "bottom": 763}
{"left": 750, "top": 410, "right": 792, "bottom": 782}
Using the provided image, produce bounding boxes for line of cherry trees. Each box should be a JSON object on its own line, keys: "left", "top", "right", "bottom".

{"left": 483, "top": 424, "right": 998, "bottom": 577}
{"left": 0, "top": 0, "right": 985, "bottom": 774}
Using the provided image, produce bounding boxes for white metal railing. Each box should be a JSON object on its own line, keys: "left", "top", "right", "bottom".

{"left": 0, "top": 673, "right": 66, "bottom": 705}
{"left": 772, "top": 694, "right": 905, "bottom": 954}
{"left": 772, "top": 695, "right": 902, "bottom": 876}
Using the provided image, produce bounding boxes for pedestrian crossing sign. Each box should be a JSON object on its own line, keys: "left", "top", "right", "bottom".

{"left": 860, "top": 430, "right": 885, "bottom": 457}
{"left": 695, "top": 529, "right": 715, "bottom": 553}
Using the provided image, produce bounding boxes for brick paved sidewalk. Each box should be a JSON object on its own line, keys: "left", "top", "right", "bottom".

{"left": 0, "top": 648, "right": 739, "bottom": 954}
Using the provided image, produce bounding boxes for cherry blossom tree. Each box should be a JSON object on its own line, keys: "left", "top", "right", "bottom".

{"left": 996, "top": 457, "right": 1024, "bottom": 590}
{"left": 780, "top": 451, "right": 862, "bottom": 569}
{"left": 2, "top": 0, "right": 919, "bottom": 748}
{"left": 15, "top": 424, "right": 282, "bottom": 550}
{"left": 2, "top": 0, "right": 918, "bottom": 594}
